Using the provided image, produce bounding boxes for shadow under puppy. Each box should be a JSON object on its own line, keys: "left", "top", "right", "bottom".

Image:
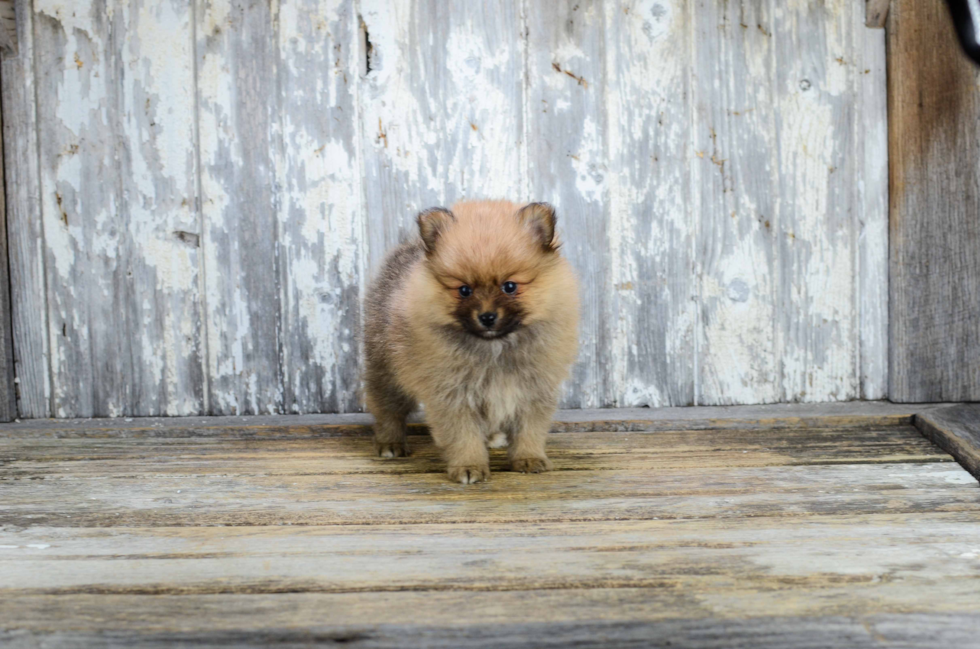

{"left": 363, "top": 200, "right": 580, "bottom": 484}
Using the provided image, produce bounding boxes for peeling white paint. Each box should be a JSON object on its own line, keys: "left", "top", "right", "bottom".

{"left": 17, "top": 0, "right": 888, "bottom": 416}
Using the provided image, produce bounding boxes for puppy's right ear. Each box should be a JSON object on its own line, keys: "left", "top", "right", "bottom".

{"left": 417, "top": 207, "right": 455, "bottom": 254}
{"left": 516, "top": 202, "right": 558, "bottom": 252}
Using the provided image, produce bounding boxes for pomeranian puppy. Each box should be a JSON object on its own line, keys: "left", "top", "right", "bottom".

{"left": 363, "top": 200, "right": 579, "bottom": 484}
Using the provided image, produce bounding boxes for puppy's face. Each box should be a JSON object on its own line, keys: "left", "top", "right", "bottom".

{"left": 417, "top": 201, "right": 562, "bottom": 340}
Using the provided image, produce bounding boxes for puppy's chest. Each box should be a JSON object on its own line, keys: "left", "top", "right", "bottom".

{"left": 460, "top": 368, "right": 525, "bottom": 426}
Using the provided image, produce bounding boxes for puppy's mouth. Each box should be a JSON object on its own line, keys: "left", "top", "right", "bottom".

{"left": 462, "top": 318, "right": 521, "bottom": 340}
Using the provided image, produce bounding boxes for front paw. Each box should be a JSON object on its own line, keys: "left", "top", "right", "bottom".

{"left": 511, "top": 456, "right": 552, "bottom": 474}
{"left": 448, "top": 464, "right": 490, "bottom": 484}
{"left": 376, "top": 441, "right": 409, "bottom": 458}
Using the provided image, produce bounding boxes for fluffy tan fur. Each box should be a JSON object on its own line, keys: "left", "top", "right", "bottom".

{"left": 363, "top": 200, "right": 579, "bottom": 484}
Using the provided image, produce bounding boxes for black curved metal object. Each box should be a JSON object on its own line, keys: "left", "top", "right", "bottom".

{"left": 946, "top": 0, "right": 980, "bottom": 64}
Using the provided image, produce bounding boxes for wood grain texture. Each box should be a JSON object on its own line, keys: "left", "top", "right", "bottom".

{"left": 197, "top": 0, "right": 282, "bottom": 415}
{"left": 4, "top": 512, "right": 980, "bottom": 594}
{"left": 526, "top": 0, "right": 611, "bottom": 408}
{"left": 3, "top": 604, "right": 980, "bottom": 649}
{"left": 693, "top": 0, "right": 778, "bottom": 405}
{"left": 1, "top": 434, "right": 970, "bottom": 528}
{"left": 604, "top": 0, "right": 696, "bottom": 407}
{"left": 0, "top": 78, "right": 15, "bottom": 422}
{"left": 915, "top": 404, "right": 980, "bottom": 481}
{"left": 275, "top": 0, "right": 363, "bottom": 413}
{"left": 358, "top": 0, "right": 525, "bottom": 271}
{"left": 0, "top": 427, "right": 950, "bottom": 475}
{"left": 772, "top": 0, "right": 860, "bottom": 403}
{"left": 2, "top": 3, "right": 890, "bottom": 415}
{"left": 0, "top": 400, "right": 937, "bottom": 435}
{"left": 1, "top": 414, "right": 979, "bottom": 646}
{"left": 857, "top": 10, "right": 888, "bottom": 400}
{"left": 32, "top": 0, "right": 204, "bottom": 417}
{"left": 888, "top": 0, "right": 980, "bottom": 402}
{"left": 0, "top": 0, "right": 49, "bottom": 418}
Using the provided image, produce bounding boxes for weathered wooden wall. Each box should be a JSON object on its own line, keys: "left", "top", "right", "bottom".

{"left": 887, "top": 0, "right": 980, "bottom": 402}
{"left": 0, "top": 72, "right": 16, "bottom": 423}
{"left": 1, "top": 0, "right": 888, "bottom": 418}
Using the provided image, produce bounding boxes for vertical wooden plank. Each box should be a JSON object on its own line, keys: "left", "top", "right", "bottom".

{"left": 33, "top": 0, "right": 203, "bottom": 417}
{"left": 276, "top": 0, "right": 363, "bottom": 413}
{"left": 887, "top": 0, "right": 980, "bottom": 401}
{"left": 603, "top": 0, "right": 695, "bottom": 407}
{"left": 771, "top": 0, "right": 859, "bottom": 402}
{"left": 526, "top": 0, "right": 609, "bottom": 408}
{"left": 0, "top": 0, "right": 49, "bottom": 417}
{"left": 197, "top": 0, "right": 282, "bottom": 415}
{"left": 358, "top": 0, "right": 525, "bottom": 271}
{"left": 0, "top": 75, "right": 15, "bottom": 421}
{"left": 692, "top": 0, "right": 779, "bottom": 405}
{"left": 856, "top": 9, "right": 888, "bottom": 400}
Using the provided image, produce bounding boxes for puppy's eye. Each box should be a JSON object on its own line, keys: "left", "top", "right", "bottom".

{"left": 502, "top": 281, "right": 518, "bottom": 295}
{"left": 458, "top": 285, "right": 473, "bottom": 298}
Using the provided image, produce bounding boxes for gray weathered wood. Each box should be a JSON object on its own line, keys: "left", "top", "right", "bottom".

{"left": 3, "top": 459, "right": 974, "bottom": 528}
{"left": 772, "top": 0, "right": 860, "bottom": 402}
{"left": 3, "top": 605, "right": 980, "bottom": 649}
{"left": 32, "top": 0, "right": 204, "bottom": 417}
{"left": 604, "top": 0, "right": 696, "bottom": 407}
{"left": 1, "top": 2, "right": 891, "bottom": 416}
{"left": 0, "top": 400, "right": 940, "bottom": 435}
{"left": 692, "top": 0, "right": 778, "bottom": 405}
{"left": 526, "top": 0, "right": 610, "bottom": 408}
{"left": 0, "top": 75, "right": 14, "bottom": 421}
{"left": 1, "top": 413, "right": 979, "bottom": 646}
{"left": 915, "top": 404, "right": 980, "bottom": 481}
{"left": 866, "top": 0, "right": 890, "bottom": 28}
{"left": 3, "top": 511, "right": 978, "bottom": 593}
{"left": 276, "top": 0, "right": 363, "bottom": 413}
{"left": 358, "top": 0, "right": 525, "bottom": 271}
{"left": 857, "top": 11, "right": 889, "bottom": 399}
{"left": 0, "top": 0, "right": 48, "bottom": 418}
{"left": 888, "top": 0, "right": 980, "bottom": 402}
{"left": 197, "top": 0, "right": 282, "bottom": 414}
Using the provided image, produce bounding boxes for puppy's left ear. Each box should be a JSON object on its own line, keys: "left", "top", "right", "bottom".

{"left": 417, "top": 207, "right": 456, "bottom": 254}
{"left": 516, "top": 202, "right": 558, "bottom": 252}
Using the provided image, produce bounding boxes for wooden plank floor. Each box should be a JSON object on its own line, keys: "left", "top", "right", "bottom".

{"left": 2, "top": 405, "right": 980, "bottom": 648}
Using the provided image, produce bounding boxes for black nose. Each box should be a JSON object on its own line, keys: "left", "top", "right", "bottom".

{"left": 478, "top": 312, "right": 497, "bottom": 328}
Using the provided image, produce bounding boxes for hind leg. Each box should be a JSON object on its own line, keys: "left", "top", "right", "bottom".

{"left": 366, "top": 378, "right": 416, "bottom": 458}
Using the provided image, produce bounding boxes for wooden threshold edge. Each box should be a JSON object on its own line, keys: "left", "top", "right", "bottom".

{"left": 0, "top": 401, "right": 953, "bottom": 438}
{"left": 914, "top": 404, "right": 980, "bottom": 481}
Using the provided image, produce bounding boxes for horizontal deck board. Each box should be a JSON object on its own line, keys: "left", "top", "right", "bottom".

{"left": 3, "top": 600, "right": 980, "bottom": 648}
{"left": 2, "top": 462, "right": 975, "bottom": 528}
{"left": 3, "top": 512, "right": 980, "bottom": 595}
{"left": 0, "top": 427, "right": 949, "bottom": 473}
